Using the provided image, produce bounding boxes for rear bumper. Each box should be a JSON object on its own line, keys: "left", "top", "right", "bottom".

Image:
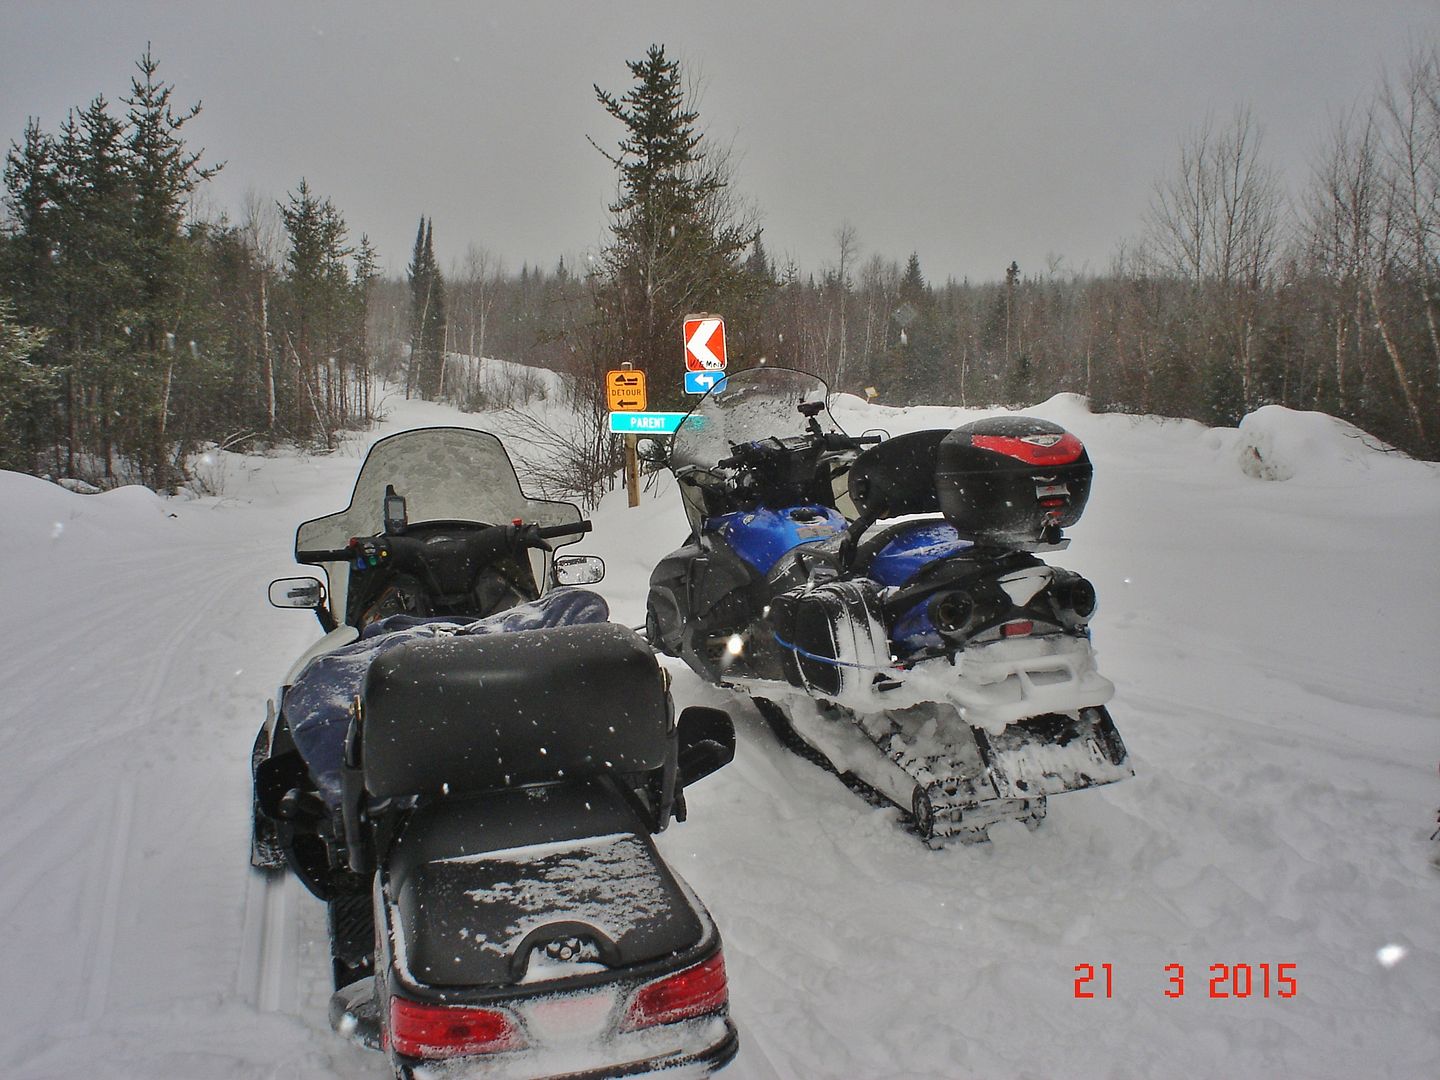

{"left": 392, "top": 1016, "right": 738, "bottom": 1079}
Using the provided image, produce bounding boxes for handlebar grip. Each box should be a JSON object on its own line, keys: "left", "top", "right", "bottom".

{"left": 535, "top": 520, "right": 592, "bottom": 540}
{"left": 296, "top": 548, "right": 352, "bottom": 564}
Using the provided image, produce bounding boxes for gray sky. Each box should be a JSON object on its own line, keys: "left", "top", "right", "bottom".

{"left": 2, "top": 1, "right": 1436, "bottom": 283}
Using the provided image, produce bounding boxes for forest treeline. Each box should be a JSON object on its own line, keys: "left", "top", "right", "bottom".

{"left": 2, "top": 46, "right": 1437, "bottom": 494}
{"left": 0, "top": 52, "right": 377, "bottom": 487}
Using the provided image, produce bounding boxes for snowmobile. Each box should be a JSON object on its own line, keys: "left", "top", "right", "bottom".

{"left": 251, "top": 427, "right": 738, "bottom": 1079}
{"left": 644, "top": 367, "right": 1131, "bottom": 843}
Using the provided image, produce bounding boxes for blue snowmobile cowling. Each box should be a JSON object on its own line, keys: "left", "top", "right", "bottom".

{"left": 708, "top": 505, "right": 847, "bottom": 574}
{"left": 865, "top": 520, "right": 974, "bottom": 587}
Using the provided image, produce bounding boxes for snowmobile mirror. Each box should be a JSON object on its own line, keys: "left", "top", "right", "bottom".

{"left": 553, "top": 554, "right": 606, "bottom": 587}
{"left": 635, "top": 437, "right": 669, "bottom": 466}
{"left": 268, "top": 576, "right": 326, "bottom": 610}
{"left": 675, "top": 706, "right": 735, "bottom": 788}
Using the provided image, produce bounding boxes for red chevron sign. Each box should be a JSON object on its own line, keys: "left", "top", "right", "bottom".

{"left": 683, "top": 316, "right": 727, "bottom": 372}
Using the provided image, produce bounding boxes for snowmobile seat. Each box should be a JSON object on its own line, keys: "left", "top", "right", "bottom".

{"left": 847, "top": 428, "right": 947, "bottom": 520}
{"left": 381, "top": 777, "right": 705, "bottom": 989}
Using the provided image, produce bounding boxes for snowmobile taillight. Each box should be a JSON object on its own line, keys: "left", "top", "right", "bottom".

{"left": 621, "top": 951, "right": 728, "bottom": 1030}
{"left": 389, "top": 996, "right": 526, "bottom": 1059}
{"left": 1001, "top": 620, "right": 1034, "bottom": 638}
{"left": 970, "top": 431, "right": 1084, "bottom": 466}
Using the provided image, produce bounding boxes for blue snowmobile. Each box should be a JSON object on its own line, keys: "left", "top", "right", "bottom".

{"left": 644, "top": 367, "right": 1131, "bottom": 843}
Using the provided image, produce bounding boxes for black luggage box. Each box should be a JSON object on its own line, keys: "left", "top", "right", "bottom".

{"left": 361, "top": 623, "right": 670, "bottom": 800}
{"left": 936, "top": 417, "right": 1092, "bottom": 546}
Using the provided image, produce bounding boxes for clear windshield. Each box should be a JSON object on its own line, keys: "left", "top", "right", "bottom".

{"left": 296, "top": 427, "right": 580, "bottom": 552}
{"left": 670, "top": 367, "right": 842, "bottom": 471}
{"left": 294, "top": 428, "right": 581, "bottom": 624}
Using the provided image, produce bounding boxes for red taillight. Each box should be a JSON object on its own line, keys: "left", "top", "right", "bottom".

{"left": 623, "top": 952, "right": 728, "bottom": 1030}
{"left": 1001, "top": 620, "right": 1034, "bottom": 638}
{"left": 389, "top": 996, "right": 526, "bottom": 1059}
{"left": 970, "top": 432, "right": 1084, "bottom": 466}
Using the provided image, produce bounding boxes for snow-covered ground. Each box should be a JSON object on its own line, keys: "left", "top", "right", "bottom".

{"left": 1, "top": 365, "right": 1437, "bottom": 1079}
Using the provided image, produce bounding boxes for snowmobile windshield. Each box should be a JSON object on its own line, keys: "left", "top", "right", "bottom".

{"left": 296, "top": 427, "right": 580, "bottom": 551}
{"left": 670, "top": 367, "right": 843, "bottom": 473}
{"left": 293, "top": 428, "right": 582, "bottom": 626}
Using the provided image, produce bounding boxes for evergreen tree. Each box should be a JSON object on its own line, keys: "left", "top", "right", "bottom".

{"left": 593, "top": 45, "right": 764, "bottom": 402}
{"left": 279, "top": 179, "right": 355, "bottom": 441}
{"left": 121, "top": 50, "right": 221, "bottom": 483}
{"left": 883, "top": 252, "right": 946, "bottom": 400}
{"left": 900, "top": 251, "right": 925, "bottom": 301}
{"left": 0, "top": 297, "right": 53, "bottom": 471}
{"left": 2, "top": 120, "right": 57, "bottom": 322}
{"left": 407, "top": 216, "right": 447, "bottom": 398}
{"left": 746, "top": 235, "right": 773, "bottom": 284}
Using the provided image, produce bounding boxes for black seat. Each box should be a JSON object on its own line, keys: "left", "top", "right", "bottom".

{"left": 847, "top": 429, "right": 947, "bottom": 520}
{"left": 383, "top": 778, "right": 704, "bottom": 989}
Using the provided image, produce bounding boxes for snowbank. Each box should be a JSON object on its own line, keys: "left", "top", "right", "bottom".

{"left": 1233, "top": 404, "right": 1410, "bottom": 483}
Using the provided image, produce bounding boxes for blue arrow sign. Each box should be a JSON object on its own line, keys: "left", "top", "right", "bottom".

{"left": 684, "top": 371, "right": 727, "bottom": 395}
{"left": 609, "top": 411, "right": 688, "bottom": 435}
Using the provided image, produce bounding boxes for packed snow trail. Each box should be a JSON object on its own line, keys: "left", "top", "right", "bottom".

{"left": 1, "top": 378, "right": 1437, "bottom": 1078}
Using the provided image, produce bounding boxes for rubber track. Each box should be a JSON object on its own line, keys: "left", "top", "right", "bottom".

{"left": 752, "top": 698, "right": 928, "bottom": 839}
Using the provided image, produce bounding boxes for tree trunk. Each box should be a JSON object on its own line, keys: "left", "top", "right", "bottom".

{"left": 1367, "top": 275, "right": 1426, "bottom": 441}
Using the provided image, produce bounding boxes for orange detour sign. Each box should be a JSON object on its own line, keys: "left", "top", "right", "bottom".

{"left": 683, "top": 315, "right": 727, "bottom": 372}
{"left": 606, "top": 368, "right": 648, "bottom": 412}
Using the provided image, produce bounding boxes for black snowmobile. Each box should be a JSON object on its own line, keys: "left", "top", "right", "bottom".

{"left": 252, "top": 427, "right": 738, "bottom": 1079}
{"left": 645, "top": 368, "right": 1130, "bottom": 843}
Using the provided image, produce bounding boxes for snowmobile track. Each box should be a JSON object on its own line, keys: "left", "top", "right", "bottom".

{"left": 753, "top": 698, "right": 927, "bottom": 839}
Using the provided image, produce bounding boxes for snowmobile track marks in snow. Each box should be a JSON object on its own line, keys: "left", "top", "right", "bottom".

{"left": 238, "top": 865, "right": 302, "bottom": 1013}
{"left": 80, "top": 777, "right": 135, "bottom": 1021}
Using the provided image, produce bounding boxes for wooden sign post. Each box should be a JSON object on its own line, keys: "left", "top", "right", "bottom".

{"left": 606, "top": 365, "right": 648, "bottom": 508}
{"left": 624, "top": 434, "right": 640, "bottom": 507}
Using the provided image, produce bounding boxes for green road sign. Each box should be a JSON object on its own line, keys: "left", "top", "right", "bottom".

{"left": 608, "top": 411, "right": 688, "bottom": 434}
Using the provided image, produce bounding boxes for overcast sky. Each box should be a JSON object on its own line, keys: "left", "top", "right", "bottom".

{"left": 2, "top": 1, "right": 1436, "bottom": 284}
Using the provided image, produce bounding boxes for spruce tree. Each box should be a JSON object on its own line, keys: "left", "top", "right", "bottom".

{"left": 593, "top": 45, "right": 764, "bottom": 402}
{"left": 0, "top": 297, "right": 53, "bottom": 471}
{"left": 122, "top": 49, "right": 221, "bottom": 483}
{"left": 407, "top": 216, "right": 447, "bottom": 399}
{"left": 279, "top": 179, "right": 353, "bottom": 441}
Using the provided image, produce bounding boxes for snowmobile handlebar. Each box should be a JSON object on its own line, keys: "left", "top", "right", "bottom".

{"left": 716, "top": 430, "right": 881, "bottom": 470}
{"left": 535, "top": 520, "right": 593, "bottom": 540}
{"left": 295, "top": 518, "right": 591, "bottom": 566}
